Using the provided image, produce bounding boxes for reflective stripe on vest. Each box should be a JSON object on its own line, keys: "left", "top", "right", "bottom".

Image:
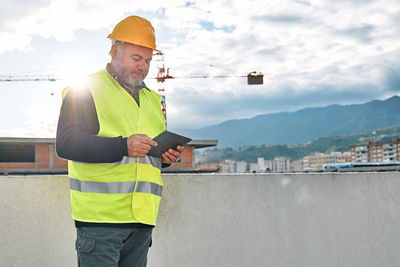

{"left": 70, "top": 178, "right": 163, "bottom": 196}
{"left": 138, "top": 156, "right": 162, "bottom": 170}
{"left": 72, "top": 155, "right": 162, "bottom": 170}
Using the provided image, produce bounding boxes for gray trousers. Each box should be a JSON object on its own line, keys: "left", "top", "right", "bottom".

{"left": 75, "top": 227, "right": 153, "bottom": 267}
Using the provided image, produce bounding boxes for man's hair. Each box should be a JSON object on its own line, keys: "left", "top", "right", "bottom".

{"left": 109, "top": 40, "right": 123, "bottom": 56}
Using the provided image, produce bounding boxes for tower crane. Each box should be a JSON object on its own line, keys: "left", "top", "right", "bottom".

{"left": 152, "top": 51, "right": 263, "bottom": 123}
{"left": 0, "top": 51, "right": 264, "bottom": 125}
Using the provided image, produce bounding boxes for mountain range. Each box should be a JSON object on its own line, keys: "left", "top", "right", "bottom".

{"left": 181, "top": 95, "right": 400, "bottom": 148}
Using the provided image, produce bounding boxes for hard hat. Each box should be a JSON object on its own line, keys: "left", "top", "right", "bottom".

{"left": 107, "top": 15, "right": 156, "bottom": 50}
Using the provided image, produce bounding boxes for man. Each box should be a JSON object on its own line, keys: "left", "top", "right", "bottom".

{"left": 56, "top": 15, "right": 183, "bottom": 267}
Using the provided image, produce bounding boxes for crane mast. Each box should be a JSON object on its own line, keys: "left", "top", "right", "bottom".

{"left": 154, "top": 51, "right": 173, "bottom": 125}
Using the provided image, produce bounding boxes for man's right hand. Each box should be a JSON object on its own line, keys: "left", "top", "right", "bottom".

{"left": 127, "top": 134, "right": 158, "bottom": 158}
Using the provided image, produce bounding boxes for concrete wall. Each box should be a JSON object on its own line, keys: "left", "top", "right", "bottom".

{"left": 0, "top": 176, "right": 75, "bottom": 267}
{"left": 1, "top": 173, "right": 400, "bottom": 267}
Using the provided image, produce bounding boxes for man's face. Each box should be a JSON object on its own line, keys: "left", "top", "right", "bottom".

{"left": 111, "top": 42, "right": 153, "bottom": 89}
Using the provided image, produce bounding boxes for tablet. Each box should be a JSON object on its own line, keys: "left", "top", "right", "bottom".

{"left": 147, "top": 130, "right": 192, "bottom": 158}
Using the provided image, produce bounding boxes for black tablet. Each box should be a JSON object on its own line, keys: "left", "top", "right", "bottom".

{"left": 147, "top": 130, "right": 192, "bottom": 158}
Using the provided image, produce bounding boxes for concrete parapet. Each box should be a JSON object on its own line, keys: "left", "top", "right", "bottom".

{"left": 1, "top": 173, "right": 400, "bottom": 267}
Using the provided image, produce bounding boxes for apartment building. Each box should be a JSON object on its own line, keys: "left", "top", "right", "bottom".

{"left": 350, "top": 139, "right": 400, "bottom": 163}
{"left": 219, "top": 159, "right": 253, "bottom": 173}
{"left": 302, "top": 152, "right": 326, "bottom": 170}
{"left": 292, "top": 160, "right": 304, "bottom": 171}
{"left": 219, "top": 159, "right": 236, "bottom": 173}
{"left": 265, "top": 157, "right": 292, "bottom": 172}
{"left": 218, "top": 157, "right": 292, "bottom": 173}
{"left": 302, "top": 151, "right": 351, "bottom": 170}
{"left": 255, "top": 157, "right": 292, "bottom": 173}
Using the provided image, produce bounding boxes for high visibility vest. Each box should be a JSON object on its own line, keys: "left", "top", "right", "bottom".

{"left": 67, "top": 69, "right": 165, "bottom": 225}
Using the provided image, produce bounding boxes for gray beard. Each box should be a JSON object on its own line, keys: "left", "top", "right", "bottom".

{"left": 111, "top": 60, "right": 145, "bottom": 90}
{"left": 124, "top": 74, "right": 144, "bottom": 89}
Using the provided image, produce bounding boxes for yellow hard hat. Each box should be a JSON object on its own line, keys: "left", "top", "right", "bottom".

{"left": 107, "top": 15, "right": 156, "bottom": 50}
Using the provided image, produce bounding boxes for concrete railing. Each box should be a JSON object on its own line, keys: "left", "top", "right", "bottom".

{"left": 1, "top": 173, "right": 400, "bottom": 267}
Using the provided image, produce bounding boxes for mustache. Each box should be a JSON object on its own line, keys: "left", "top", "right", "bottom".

{"left": 131, "top": 70, "right": 145, "bottom": 77}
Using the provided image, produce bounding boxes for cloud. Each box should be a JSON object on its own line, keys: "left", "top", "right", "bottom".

{"left": 0, "top": 0, "right": 168, "bottom": 53}
{"left": 339, "top": 24, "right": 375, "bottom": 42}
{"left": 1, "top": 0, "right": 400, "bottom": 136}
{"left": 384, "top": 67, "right": 400, "bottom": 92}
{"left": 254, "top": 14, "right": 305, "bottom": 24}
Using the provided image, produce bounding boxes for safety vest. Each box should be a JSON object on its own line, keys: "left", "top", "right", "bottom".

{"left": 68, "top": 69, "right": 165, "bottom": 225}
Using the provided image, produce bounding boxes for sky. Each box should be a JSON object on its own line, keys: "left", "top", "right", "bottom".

{"left": 0, "top": 0, "right": 399, "bottom": 137}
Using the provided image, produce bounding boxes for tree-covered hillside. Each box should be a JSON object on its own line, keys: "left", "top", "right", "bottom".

{"left": 196, "top": 125, "right": 400, "bottom": 163}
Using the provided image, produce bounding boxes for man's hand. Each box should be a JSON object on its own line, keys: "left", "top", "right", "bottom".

{"left": 127, "top": 134, "right": 157, "bottom": 158}
{"left": 161, "top": 145, "right": 184, "bottom": 164}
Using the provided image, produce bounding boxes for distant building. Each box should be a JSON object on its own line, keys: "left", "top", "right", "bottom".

{"left": 263, "top": 157, "right": 292, "bottom": 172}
{"left": 302, "top": 151, "right": 351, "bottom": 170}
{"left": 218, "top": 151, "right": 354, "bottom": 173}
{"left": 271, "top": 157, "right": 291, "bottom": 172}
{"left": 302, "top": 152, "right": 325, "bottom": 170}
{"left": 350, "top": 139, "right": 400, "bottom": 163}
{"left": 248, "top": 163, "right": 260, "bottom": 173}
{"left": 336, "top": 151, "right": 352, "bottom": 163}
{"left": 257, "top": 157, "right": 266, "bottom": 172}
{"left": 218, "top": 159, "right": 266, "bottom": 173}
{"left": 235, "top": 160, "right": 247, "bottom": 173}
{"left": 292, "top": 160, "right": 303, "bottom": 171}
{"left": 219, "top": 159, "right": 236, "bottom": 173}
{"left": 351, "top": 144, "right": 370, "bottom": 163}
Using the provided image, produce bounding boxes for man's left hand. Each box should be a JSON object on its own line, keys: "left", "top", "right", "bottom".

{"left": 161, "top": 145, "right": 184, "bottom": 164}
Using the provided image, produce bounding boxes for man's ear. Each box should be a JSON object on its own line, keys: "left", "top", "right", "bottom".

{"left": 109, "top": 44, "right": 118, "bottom": 60}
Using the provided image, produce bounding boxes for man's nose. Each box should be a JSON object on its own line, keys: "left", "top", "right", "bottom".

{"left": 137, "top": 60, "right": 149, "bottom": 71}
